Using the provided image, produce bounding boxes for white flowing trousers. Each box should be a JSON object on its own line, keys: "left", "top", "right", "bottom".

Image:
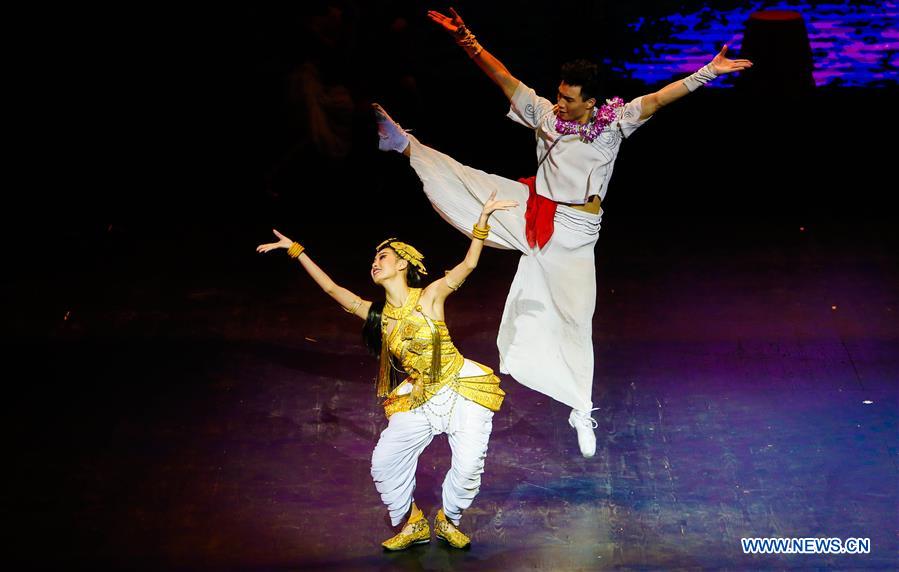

{"left": 408, "top": 135, "right": 599, "bottom": 412}
{"left": 371, "top": 373, "right": 494, "bottom": 526}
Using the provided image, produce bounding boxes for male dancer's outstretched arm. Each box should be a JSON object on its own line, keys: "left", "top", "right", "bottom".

{"left": 430, "top": 7, "right": 753, "bottom": 121}
{"left": 427, "top": 8, "right": 520, "bottom": 100}
{"left": 638, "top": 45, "right": 753, "bottom": 120}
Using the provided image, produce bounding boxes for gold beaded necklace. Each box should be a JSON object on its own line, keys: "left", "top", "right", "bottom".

{"left": 382, "top": 288, "right": 421, "bottom": 321}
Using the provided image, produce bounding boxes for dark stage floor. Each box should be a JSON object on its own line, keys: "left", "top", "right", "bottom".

{"left": 4, "top": 214, "right": 897, "bottom": 570}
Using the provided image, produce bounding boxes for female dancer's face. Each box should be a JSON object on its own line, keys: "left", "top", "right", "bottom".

{"left": 371, "top": 248, "right": 407, "bottom": 285}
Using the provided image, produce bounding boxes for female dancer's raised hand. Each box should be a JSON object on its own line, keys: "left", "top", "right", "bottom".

{"left": 481, "top": 190, "right": 518, "bottom": 218}
{"left": 256, "top": 229, "right": 294, "bottom": 253}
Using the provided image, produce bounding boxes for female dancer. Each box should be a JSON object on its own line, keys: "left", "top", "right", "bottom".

{"left": 256, "top": 191, "right": 517, "bottom": 550}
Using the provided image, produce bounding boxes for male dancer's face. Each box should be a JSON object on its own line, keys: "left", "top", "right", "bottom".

{"left": 556, "top": 82, "right": 596, "bottom": 124}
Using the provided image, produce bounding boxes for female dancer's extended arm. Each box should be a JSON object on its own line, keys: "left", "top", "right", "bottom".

{"left": 426, "top": 191, "right": 518, "bottom": 312}
{"left": 257, "top": 229, "right": 372, "bottom": 319}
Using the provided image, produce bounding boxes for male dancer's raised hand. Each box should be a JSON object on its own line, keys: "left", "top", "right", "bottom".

{"left": 709, "top": 45, "right": 754, "bottom": 75}
{"left": 427, "top": 7, "right": 465, "bottom": 35}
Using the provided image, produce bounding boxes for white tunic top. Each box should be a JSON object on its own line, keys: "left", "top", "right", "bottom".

{"left": 507, "top": 81, "right": 650, "bottom": 205}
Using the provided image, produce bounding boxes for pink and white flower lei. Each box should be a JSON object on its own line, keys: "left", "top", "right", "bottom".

{"left": 555, "top": 96, "right": 624, "bottom": 142}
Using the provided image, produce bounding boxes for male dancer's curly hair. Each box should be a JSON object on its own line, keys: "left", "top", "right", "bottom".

{"left": 560, "top": 59, "right": 601, "bottom": 102}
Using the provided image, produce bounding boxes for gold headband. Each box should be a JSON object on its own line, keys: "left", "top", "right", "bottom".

{"left": 376, "top": 238, "right": 428, "bottom": 275}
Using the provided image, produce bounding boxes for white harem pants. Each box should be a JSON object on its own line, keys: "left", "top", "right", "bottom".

{"left": 371, "top": 363, "right": 495, "bottom": 526}
{"left": 407, "top": 135, "right": 599, "bottom": 412}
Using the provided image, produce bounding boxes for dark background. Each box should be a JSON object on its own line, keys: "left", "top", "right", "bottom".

{"left": 8, "top": 1, "right": 897, "bottom": 311}
{"left": 9, "top": 1, "right": 897, "bottom": 250}
{"left": 8, "top": 1, "right": 895, "bottom": 342}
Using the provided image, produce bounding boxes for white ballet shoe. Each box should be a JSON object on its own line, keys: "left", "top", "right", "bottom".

{"left": 568, "top": 408, "right": 598, "bottom": 458}
{"left": 372, "top": 103, "right": 410, "bottom": 153}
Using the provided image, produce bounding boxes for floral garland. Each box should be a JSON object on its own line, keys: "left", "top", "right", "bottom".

{"left": 555, "top": 97, "right": 624, "bottom": 142}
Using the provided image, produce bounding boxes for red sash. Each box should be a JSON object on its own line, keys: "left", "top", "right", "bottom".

{"left": 520, "top": 176, "right": 556, "bottom": 249}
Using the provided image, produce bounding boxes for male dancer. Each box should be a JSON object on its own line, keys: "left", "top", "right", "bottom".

{"left": 375, "top": 7, "right": 752, "bottom": 457}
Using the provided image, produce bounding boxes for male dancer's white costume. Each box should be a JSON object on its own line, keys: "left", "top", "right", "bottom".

{"left": 386, "top": 85, "right": 648, "bottom": 452}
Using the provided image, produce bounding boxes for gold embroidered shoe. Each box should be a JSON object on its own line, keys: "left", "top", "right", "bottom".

{"left": 382, "top": 506, "right": 430, "bottom": 551}
{"left": 434, "top": 508, "right": 471, "bottom": 549}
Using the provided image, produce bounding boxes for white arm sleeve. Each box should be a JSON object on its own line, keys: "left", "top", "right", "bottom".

{"left": 617, "top": 96, "right": 651, "bottom": 138}
{"left": 506, "top": 81, "right": 555, "bottom": 130}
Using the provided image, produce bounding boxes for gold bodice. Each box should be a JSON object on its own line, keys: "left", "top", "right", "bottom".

{"left": 386, "top": 311, "right": 464, "bottom": 385}
{"left": 378, "top": 288, "right": 504, "bottom": 418}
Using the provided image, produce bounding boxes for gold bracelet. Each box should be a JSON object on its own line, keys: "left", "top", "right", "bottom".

{"left": 287, "top": 242, "right": 305, "bottom": 259}
{"left": 472, "top": 224, "right": 490, "bottom": 240}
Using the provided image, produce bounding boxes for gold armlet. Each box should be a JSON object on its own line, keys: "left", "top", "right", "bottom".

{"left": 343, "top": 298, "right": 363, "bottom": 314}
{"left": 287, "top": 242, "right": 305, "bottom": 259}
{"left": 444, "top": 271, "right": 465, "bottom": 291}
